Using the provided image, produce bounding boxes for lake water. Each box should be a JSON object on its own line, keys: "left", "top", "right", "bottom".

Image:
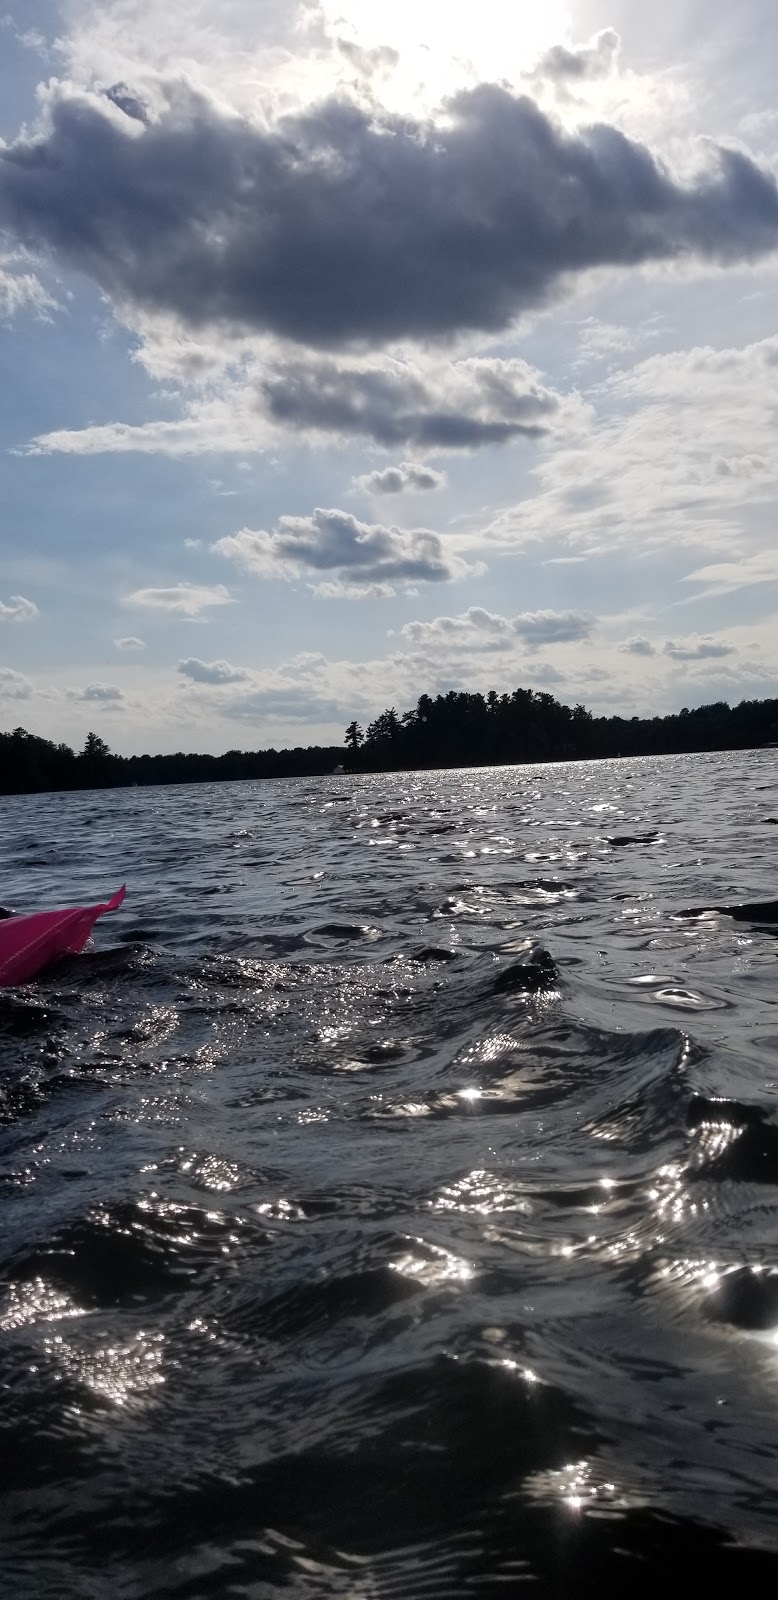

{"left": 1, "top": 751, "right": 777, "bottom": 1597}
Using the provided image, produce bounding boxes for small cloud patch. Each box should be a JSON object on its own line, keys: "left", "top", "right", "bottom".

{"left": 0, "top": 666, "right": 31, "bottom": 698}
{"left": 0, "top": 594, "right": 38, "bottom": 623}
{"left": 620, "top": 636, "right": 656, "bottom": 656}
{"left": 401, "top": 607, "right": 593, "bottom": 651}
{"left": 663, "top": 635, "right": 735, "bottom": 661}
{"left": 177, "top": 657, "right": 249, "bottom": 685}
{"left": 64, "top": 683, "right": 125, "bottom": 703}
{"left": 354, "top": 462, "right": 446, "bottom": 495}
{"left": 124, "top": 582, "right": 233, "bottom": 616}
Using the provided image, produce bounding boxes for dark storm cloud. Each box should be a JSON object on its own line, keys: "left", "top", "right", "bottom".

{"left": 1, "top": 79, "right": 777, "bottom": 346}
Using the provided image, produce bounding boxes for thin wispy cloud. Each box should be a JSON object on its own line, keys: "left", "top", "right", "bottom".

{"left": 124, "top": 583, "right": 234, "bottom": 616}
{"left": 0, "top": 594, "right": 38, "bottom": 622}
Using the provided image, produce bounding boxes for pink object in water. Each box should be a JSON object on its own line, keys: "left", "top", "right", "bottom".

{"left": 0, "top": 885, "right": 126, "bottom": 987}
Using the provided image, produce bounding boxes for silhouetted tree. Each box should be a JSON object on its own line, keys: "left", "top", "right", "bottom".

{"left": 2, "top": 689, "right": 778, "bottom": 797}
{"left": 348, "top": 687, "right": 778, "bottom": 773}
{"left": 83, "top": 732, "right": 110, "bottom": 760}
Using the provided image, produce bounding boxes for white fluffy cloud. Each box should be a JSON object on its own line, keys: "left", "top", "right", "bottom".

{"left": 114, "top": 636, "right": 146, "bottom": 650}
{"left": 352, "top": 461, "right": 446, "bottom": 495}
{"left": 214, "top": 508, "right": 478, "bottom": 594}
{"left": 400, "top": 606, "right": 594, "bottom": 650}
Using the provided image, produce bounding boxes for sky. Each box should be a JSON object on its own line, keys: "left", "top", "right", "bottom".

{"left": 0, "top": 0, "right": 777, "bottom": 756}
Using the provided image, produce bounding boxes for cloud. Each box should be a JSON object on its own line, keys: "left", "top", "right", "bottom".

{"left": 80, "top": 683, "right": 124, "bottom": 702}
{"left": 214, "top": 507, "right": 477, "bottom": 593}
{"left": 311, "top": 580, "right": 397, "bottom": 599}
{"left": 0, "top": 594, "right": 38, "bottom": 623}
{"left": 123, "top": 582, "right": 234, "bottom": 615}
{"left": 615, "top": 631, "right": 739, "bottom": 667}
{"left": 336, "top": 38, "right": 399, "bottom": 77}
{"left": 216, "top": 650, "right": 356, "bottom": 726}
{"left": 262, "top": 355, "right": 565, "bottom": 449}
{"left": 512, "top": 609, "right": 594, "bottom": 648}
{"left": 400, "top": 606, "right": 593, "bottom": 650}
{"left": 114, "top": 635, "right": 146, "bottom": 650}
{"left": 353, "top": 461, "right": 446, "bottom": 495}
{"left": 401, "top": 608, "right": 515, "bottom": 650}
{"left": 0, "top": 15, "right": 49, "bottom": 53}
{"left": 27, "top": 349, "right": 579, "bottom": 458}
{"left": 575, "top": 317, "right": 648, "bottom": 366}
{"left": 0, "top": 667, "right": 32, "bottom": 699}
{"left": 537, "top": 29, "right": 621, "bottom": 82}
{"left": 682, "top": 550, "right": 778, "bottom": 597}
{"left": 620, "top": 636, "right": 656, "bottom": 656}
{"left": 0, "top": 261, "right": 55, "bottom": 321}
{"left": 2, "top": 79, "right": 777, "bottom": 348}
{"left": 177, "top": 656, "right": 249, "bottom": 684}
{"left": 486, "top": 335, "right": 778, "bottom": 560}
{"left": 662, "top": 634, "right": 735, "bottom": 660}
{"left": 221, "top": 685, "right": 348, "bottom": 723}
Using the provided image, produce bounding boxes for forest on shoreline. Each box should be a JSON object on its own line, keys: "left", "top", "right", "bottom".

{"left": 1, "top": 687, "right": 777, "bottom": 795}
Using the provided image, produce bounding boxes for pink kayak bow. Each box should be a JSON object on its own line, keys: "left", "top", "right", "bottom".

{"left": 0, "top": 885, "right": 126, "bottom": 987}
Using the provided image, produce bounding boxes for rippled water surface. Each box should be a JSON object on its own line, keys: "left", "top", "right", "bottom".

{"left": 1, "top": 752, "right": 778, "bottom": 1597}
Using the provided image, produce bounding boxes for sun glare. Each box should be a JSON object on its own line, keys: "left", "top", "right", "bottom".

{"left": 324, "top": 0, "right": 574, "bottom": 100}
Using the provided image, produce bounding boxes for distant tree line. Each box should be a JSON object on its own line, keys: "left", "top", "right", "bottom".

{"left": 0, "top": 727, "right": 343, "bottom": 796}
{"left": 344, "top": 689, "right": 778, "bottom": 770}
{"left": 2, "top": 688, "right": 777, "bottom": 796}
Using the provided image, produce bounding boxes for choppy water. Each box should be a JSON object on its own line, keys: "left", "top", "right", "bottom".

{"left": 1, "top": 751, "right": 777, "bottom": 1598}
